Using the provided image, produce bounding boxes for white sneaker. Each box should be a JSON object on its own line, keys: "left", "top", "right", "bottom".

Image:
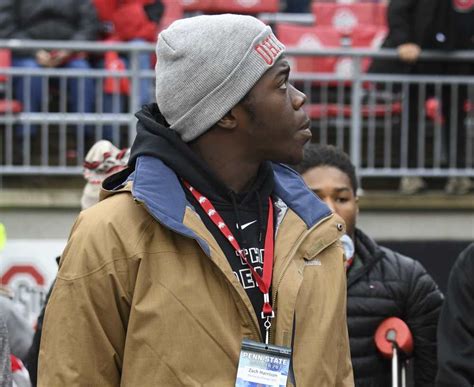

{"left": 444, "top": 177, "right": 473, "bottom": 195}
{"left": 399, "top": 176, "right": 427, "bottom": 195}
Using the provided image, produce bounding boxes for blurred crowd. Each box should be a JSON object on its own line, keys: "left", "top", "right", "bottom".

{"left": 0, "top": 0, "right": 164, "bottom": 141}
{"left": 0, "top": 0, "right": 472, "bottom": 194}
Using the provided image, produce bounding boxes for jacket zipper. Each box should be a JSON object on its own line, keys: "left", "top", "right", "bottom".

{"left": 136, "top": 197, "right": 339, "bottom": 345}
{"left": 269, "top": 213, "right": 335, "bottom": 345}
{"left": 136, "top": 197, "right": 263, "bottom": 341}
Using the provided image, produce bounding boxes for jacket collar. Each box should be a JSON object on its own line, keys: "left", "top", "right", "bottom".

{"left": 347, "top": 228, "right": 385, "bottom": 288}
{"left": 272, "top": 163, "right": 331, "bottom": 226}
{"left": 124, "top": 156, "right": 331, "bottom": 255}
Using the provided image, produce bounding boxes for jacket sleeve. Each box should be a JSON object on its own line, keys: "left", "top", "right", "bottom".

{"left": 0, "top": 0, "right": 27, "bottom": 39}
{"left": 336, "top": 251, "right": 354, "bottom": 386}
{"left": 37, "top": 214, "right": 134, "bottom": 386}
{"left": 436, "top": 244, "right": 474, "bottom": 387}
{"left": 336, "top": 309, "right": 354, "bottom": 386}
{"left": 24, "top": 282, "right": 55, "bottom": 386}
{"left": 72, "top": 0, "right": 100, "bottom": 41}
{"left": 403, "top": 258, "right": 444, "bottom": 386}
{"left": 386, "top": 0, "right": 417, "bottom": 46}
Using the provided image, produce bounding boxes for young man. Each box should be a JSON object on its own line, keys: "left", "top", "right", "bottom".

{"left": 296, "top": 144, "right": 443, "bottom": 386}
{"left": 38, "top": 15, "right": 353, "bottom": 385}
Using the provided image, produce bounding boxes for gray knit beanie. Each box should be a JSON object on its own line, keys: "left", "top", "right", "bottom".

{"left": 155, "top": 14, "right": 285, "bottom": 142}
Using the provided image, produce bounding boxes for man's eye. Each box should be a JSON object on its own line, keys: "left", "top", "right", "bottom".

{"left": 336, "top": 197, "right": 349, "bottom": 203}
{"left": 279, "top": 80, "right": 288, "bottom": 90}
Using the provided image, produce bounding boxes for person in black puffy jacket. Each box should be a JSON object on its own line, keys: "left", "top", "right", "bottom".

{"left": 436, "top": 243, "right": 474, "bottom": 387}
{"left": 295, "top": 143, "right": 444, "bottom": 386}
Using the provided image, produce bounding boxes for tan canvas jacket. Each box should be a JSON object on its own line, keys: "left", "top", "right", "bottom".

{"left": 38, "top": 159, "right": 353, "bottom": 386}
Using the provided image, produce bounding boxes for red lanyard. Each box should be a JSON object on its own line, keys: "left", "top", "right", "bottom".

{"left": 345, "top": 256, "right": 354, "bottom": 271}
{"left": 183, "top": 181, "right": 275, "bottom": 321}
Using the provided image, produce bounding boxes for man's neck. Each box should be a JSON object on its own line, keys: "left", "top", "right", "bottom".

{"left": 189, "top": 140, "right": 260, "bottom": 193}
{"left": 200, "top": 154, "right": 260, "bottom": 194}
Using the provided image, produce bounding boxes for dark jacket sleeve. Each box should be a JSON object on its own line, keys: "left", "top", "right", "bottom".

{"left": 0, "top": 0, "right": 27, "bottom": 39}
{"left": 24, "top": 282, "right": 55, "bottom": 387}
{"left": 436, "top": 244, "right": 474, "bottom": 387}
{"left": 402, "top": 256, "right": 444, "bottom": 386}
{"left": 386, "top": 0, "right": 417, "bottom": 46}
{"left": 72, "top": 0, "right": 100, "bottom": 41}
{"left": 0, "top": 0, "right": 14, "bottom": 38}
{"left": 367, "top": 0, "right": 417, "bottom": 74}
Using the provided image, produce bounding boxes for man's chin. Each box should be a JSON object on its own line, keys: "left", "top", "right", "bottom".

{"left": 274, "top": 152, "right": 304, "bottom": 166}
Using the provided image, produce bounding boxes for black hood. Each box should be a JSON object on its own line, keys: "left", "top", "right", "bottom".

{"left": 129, "top": 103, "right": 274, "bottom": 205}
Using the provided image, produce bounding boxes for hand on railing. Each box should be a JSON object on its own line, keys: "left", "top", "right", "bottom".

{"left": 35, "top": 49, "right": 71, "bottom": 67}
{"left": 35, "top": 49, "right": 51, "bottom": 67}
{"left": 397, "top": 43, "right": 421, "bottom": 64}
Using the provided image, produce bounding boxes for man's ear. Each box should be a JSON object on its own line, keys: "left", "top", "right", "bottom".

{"left": 215, "top": 109, "right": 238, "bottom": 130}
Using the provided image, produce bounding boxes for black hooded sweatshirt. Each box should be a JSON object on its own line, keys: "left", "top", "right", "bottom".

{"left": 128, "top": 104, "right": 274, "bottom": 338}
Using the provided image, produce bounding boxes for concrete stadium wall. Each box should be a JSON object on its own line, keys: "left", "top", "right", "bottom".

{"left": 1, "top": 207, "right": 473, "bottom": 241}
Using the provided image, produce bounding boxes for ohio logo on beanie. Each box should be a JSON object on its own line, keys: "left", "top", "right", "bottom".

{"left": 255, "top": 33, "right": 284, "bottom": 65}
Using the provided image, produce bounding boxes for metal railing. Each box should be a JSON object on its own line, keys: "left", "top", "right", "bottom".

{"left": 288, "top": 47, "right": 474, "bottom": 177}
{"left": 0, "top": 40, "right": 473, "bottom": 177}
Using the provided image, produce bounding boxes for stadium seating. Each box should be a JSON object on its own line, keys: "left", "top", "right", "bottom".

{"left": 159, "top": 0, "right": 184, "bottom": 30}
{"left": 182, "top": 0, "right": 278, "bottom": 14}
{"left": 276, "top": 23, "right": 386, "bottom": 77}
{"left": 275, "top": 22, "right": 396, "bottom": 120}
{"left": 181, "top": 0, "right": 213, "bottom": 12}
{"left": 312, "top": 2, "right": 387, "bottom": 34}
{"left": 275, "top": 23, "right": 340, "bottom": 74}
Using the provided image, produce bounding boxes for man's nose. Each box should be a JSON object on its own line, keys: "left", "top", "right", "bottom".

{"left": 290, "top": 84, "right": 307, "bottom": 109}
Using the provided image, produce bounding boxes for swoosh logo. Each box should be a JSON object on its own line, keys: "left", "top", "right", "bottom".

{"left": 238, "top": 220, "right": 257, "bottom": 230}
